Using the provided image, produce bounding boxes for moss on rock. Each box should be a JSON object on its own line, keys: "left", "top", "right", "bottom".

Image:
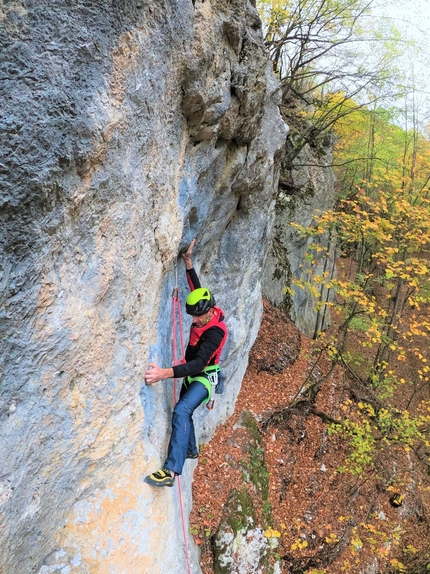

{"left": 213, "top": 411, "right": 280, "bottom": 573}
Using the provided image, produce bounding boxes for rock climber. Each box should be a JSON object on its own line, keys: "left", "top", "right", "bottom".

{"left": 144, "top": 239, "right": 228, "bottom": 487}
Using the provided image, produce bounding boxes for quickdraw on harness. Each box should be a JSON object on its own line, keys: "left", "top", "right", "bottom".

{"left": 171, "top": 287, "right": 192, "bottom": 574}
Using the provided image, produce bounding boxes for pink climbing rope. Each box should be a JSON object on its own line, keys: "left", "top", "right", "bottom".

{"left": 171, "top": 288, "right": 192, "bottom": 574}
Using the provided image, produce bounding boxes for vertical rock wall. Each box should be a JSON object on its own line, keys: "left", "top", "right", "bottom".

{"left": 262, "top": 135, "right": 336, "bottom": 338}
{"left": 0, "top": 1, "right": 286, "bottom": 572}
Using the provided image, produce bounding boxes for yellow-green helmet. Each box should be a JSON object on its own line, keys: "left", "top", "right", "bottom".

{"left": 186, "top": 287, "right": 216, "bottom": 316}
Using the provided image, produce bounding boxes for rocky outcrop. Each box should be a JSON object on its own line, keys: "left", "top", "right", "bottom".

{"left": 213, "top": 411, "right": 281, "bottom": 574}
{"left": 0, "top": 1, "right": 286, "bottom": 573}
{"left": 262, "top": 116, "right": 336, "bottom": 338}
{"left": 214, "top": 493, "right": 279, "bottom": 574}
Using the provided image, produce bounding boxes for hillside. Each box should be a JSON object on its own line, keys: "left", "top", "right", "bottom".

{"left": 191, "top": 300, "right": 430, "bottom": 573}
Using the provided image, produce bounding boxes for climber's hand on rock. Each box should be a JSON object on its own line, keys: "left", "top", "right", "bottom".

{"left": 145, "top": 363, "right": 173, "bottom": 384}
{"left": 145, "top": 363, "right": 163, "bottom": 384}
{"left": 182, "top": 238, "right": 195, "bottom": 269}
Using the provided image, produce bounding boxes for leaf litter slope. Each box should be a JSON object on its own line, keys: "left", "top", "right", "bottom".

{"left": 191, "top": 300, "right": 430, "bottom": 574}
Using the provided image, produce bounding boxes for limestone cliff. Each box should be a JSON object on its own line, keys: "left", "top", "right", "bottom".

{"left": 0, "top": 1, "right": 286, "bottom": 573}
{"left": 262, "top": 109, "right": 336, "bottom": 338}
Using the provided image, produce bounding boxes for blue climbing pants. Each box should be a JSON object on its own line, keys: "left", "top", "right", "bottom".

{"left": 164, "top": 379, "right": 208, "bottom": 475}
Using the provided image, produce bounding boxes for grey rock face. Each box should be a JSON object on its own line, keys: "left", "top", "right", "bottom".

{"left": 0, "top": 1, "right": 286, "bottom": 572}
{"left": 262, "top": 137, "right": 336, "bottom": 338}
{"left": 214, "top": 523, "right": 273, "bottom": 574}
{"left": 212, "top": 410, "right": 280, "bottom": 574}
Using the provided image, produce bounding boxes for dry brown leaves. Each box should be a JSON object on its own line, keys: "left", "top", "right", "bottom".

{"left": 190, "top": 300, "right": 430, "bottom": 574}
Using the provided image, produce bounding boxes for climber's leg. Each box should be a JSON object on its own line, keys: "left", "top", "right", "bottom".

{"left": 177, "top": 381, "right": 199, "bottom": 459}
{"left": 186, "top": 415, "right": 199, "bottom": 459}
{"left": 164, "top": 380, "right": 208, "bottom": 475}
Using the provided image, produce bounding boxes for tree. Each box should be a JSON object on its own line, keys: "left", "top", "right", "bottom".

{"left": 256, "top": 0, "right": 407, "bottom": 171}
{"left": 259, "top": 0, "right": 373, "bottom": 95}
{"left": 290, "top": 105, "right": 430, "bottom": 481}
{"left": 333, "top": 93, "right": 430, "bottom": 195}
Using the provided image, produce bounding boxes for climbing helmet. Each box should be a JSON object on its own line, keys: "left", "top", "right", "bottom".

{"left": 186, "top": 287, "right": 215, "bottom": 316}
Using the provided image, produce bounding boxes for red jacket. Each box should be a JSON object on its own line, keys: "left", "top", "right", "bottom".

{"left": 188, "top": 306, "right": 228, "bottom": 366}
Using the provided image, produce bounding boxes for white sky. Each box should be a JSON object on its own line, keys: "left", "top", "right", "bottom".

{"left": 374, "top": 0, "right": 430, "bottom": 87}
{"left": 371, "top": 0, "right": 430, "bottom": 128}
{"left": 378, "top": 0, "right": 430, "bottom": 36}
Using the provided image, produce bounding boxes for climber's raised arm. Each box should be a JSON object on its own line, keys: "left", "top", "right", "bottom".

{"left": 182, "top": 239, "right": 201, "bottom": 291}
{"left": 181, "top": 238, "right": 195, "bottom": 270}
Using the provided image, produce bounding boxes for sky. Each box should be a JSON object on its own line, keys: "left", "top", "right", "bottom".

{"left": 379, "top": 0, "right": 430, "bottom": 39}
{"left": 370, "top": 0, "right": 430, "bottom": 129}
{"left": 374, "top": 0, "right": 430, "bottom": 91}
